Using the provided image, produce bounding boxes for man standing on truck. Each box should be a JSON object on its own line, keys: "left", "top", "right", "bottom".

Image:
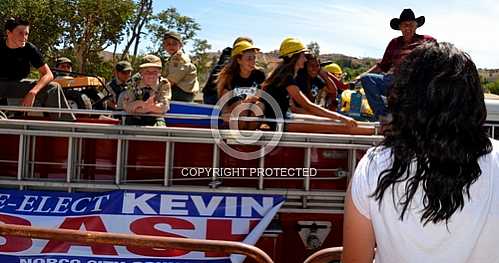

{"left": 0, "top": 17, "right": 74, "bottom": 120}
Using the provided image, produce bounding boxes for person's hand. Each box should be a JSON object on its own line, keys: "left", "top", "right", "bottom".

{"left": 142, "top": 96, "right": 157, "bottom": 112}
{"left": 318, "top": 70, "right": 329, "bottom": 79}
{"left": 243, "top": 95, "right": 259, "bottom": 104}
{"left": 130, "top": 101, "right": 145, "bottom": 113}
{"left": 343, "top": 117, "right": 358, "bottom": 127}
{"left": 21, "top": 90, "right": 37, "bottom": 107}
{"left": 354, "top": 74, "right": 364, "bottom": 82}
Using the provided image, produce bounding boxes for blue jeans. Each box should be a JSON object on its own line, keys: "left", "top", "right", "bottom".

{"left": 360, "top": 73, "right": 393, "bottom": 117}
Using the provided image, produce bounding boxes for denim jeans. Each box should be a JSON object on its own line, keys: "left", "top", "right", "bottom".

{"left": 360, "top": 73, "right": 394, "bottom": 117}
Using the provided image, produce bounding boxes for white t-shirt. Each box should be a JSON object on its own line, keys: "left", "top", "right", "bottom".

{"left": 351, "top": 138, "right": 499, "bottom": 263}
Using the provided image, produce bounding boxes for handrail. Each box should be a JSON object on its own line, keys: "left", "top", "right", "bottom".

{"left": 0, "top": 105, "right": 377, "bottom": 127}
{"left": 303, "top": 246, "right": 343, "bottom": 263}
{"left": 0, "top": 223, "right": 274, "bottom": 263}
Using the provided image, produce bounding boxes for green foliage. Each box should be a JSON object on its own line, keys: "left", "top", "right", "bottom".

{"left": 190, "top": 38, "right": 212, "bottom": 86}
{"left": 0, "top": 0, "right": 68, "bottom": 57}
{"left": 146, "top": 7, "right": 200, "bottom": 59}
{"left": 307, "top": 42, "right": 320, "bottom": 57}
{"left": 484, "top": 80, "right": 499, "bottom": 95}
{"left": 1, "top": 0, "right": 135, "bottom": 78}
{"left": 339, "top": 62, "right": 375, "bottom": 82}
{"left": 61, "top": 0, "right": 135, "bottom": 72}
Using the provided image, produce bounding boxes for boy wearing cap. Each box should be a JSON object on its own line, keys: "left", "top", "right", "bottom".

{"left": 0, "top": 17, "right": 74, "bottom": 120}
{"left": 356, "top": 9, "right": 435, "bottom": 121}
{"left": 121, "top": 54, "right": 171, "bottom": 126}
{"left": 54, "top": 57, "right": 73, "bottom": 78}
{"left": 106, "top": 61, "right": 133, "bottom": 109}
{"left": 163, "top": 32, "right": 199, "bottom": 102}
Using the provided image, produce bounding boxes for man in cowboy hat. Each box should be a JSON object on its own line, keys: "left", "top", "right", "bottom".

{"left": 357, "top": 8, "right": 435, "bottom": 121}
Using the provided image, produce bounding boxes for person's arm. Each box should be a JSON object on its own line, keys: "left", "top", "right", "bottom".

{"left": 122, "top": 91, "right": 144, "bottom": 113}
{"left": 22, "top": 64, "right": 54, "bottom": 107}
{"left": 342, "top": 183, "right": 376, "bottom": 263}
{"left": 355, "top": 64, "right": 383, "bottom": 81}
{"left": 142, "top": 96, "right": 167, "bottom": 114}
{"left": 143, "top": 80, "right": 171, "bottom": 114}
{"left": 286, "top": 85, "right": 357, "bottom": 127}
{"left": 318, "top": 70, "right": 338, "bottom": 97}
{"left": 355, "top": 39, "right": 396, "bottom": 81}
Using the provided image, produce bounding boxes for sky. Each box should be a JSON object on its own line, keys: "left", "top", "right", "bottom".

{"left": 122, "top": 0, "right": 499, "bottom": 68}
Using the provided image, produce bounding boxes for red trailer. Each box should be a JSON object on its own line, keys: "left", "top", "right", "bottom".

{"left": 1, "top": 99, "right": 498, "bottom": 262}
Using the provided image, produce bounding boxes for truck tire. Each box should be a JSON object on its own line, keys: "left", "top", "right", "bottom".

{"left": 64, "top": 90, "right": 92, "bottom": 109}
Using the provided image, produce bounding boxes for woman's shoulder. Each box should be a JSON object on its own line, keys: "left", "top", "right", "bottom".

{"left": 488, "top": 138, "right": 499, "bottom": 160}
{"left": 357, "top": 146, "right": 393, "bottom": 177}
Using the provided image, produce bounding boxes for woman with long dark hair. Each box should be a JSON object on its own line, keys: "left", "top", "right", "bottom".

{"left": 342, "top": 41, "right": 497, "bottom": 262}
{"left": 216, "top": 40, "right": 265, "bottom": 129}
{"left": 262, "top": 38, "right": 363, "bottom": 134}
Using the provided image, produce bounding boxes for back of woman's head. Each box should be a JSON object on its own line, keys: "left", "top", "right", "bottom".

{"left": 374, "top": 41, "right": 492, "bottom": 225}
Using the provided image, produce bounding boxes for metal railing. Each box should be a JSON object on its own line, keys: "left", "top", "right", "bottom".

{"left": 0, "top": 106, "right": 383, "bottom": 213}
{"left": 0, "top": 223, "right": 274, "bottom": 263}
{"left": 2, "top": 102, "right": 498, "bottom": 212}
{"left": 303, "top": 246, "right": 343, "bottom": 263}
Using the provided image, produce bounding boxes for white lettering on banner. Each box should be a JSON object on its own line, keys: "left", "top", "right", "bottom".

{"left": 91, "top": 195, "right": 111, "bottom": 212}
{"left": 13, "top": 195, "right": 110, "bottom": 214}
{"left": 53, "top": 197, "right": 73, "bottom": 213}
{"left": 33, "top": 196, "right": 52, "bottom": 213}
{"left": 70, "top": 197, "right": 92, "bottom": 213}
{"left": 159, "top": 195, "right": 189, "bottom": 215}
{"left": 225, "top": 196, "right": 238, "bottom": 217}
{"left": 122, "top": 193, "right": 156, "bottom": 214}
{"left": 0, "top": 193, "right": 10, "bottom": 209}
{"left": 241, "top": 197, "right": 274, "bottom": 217}
{"left": 122, "top": 193, "right": 276, "bottom": 217}
{"left": 191, "top": 196, "right": 223, "bottom": 216}
{"left": 17, "top": 195, "right": 38, "bottom": 212}
{"left": 20, "top": 259, "right": 81, "bottom": 263}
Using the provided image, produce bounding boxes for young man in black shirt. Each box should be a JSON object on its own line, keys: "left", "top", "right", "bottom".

{"left": 0, "top": 17, "right": 73, "bottom": 120}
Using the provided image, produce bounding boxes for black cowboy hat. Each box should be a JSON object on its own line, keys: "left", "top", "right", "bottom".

{"left": 390, "top": 9, "right": 425, "bottom": 30}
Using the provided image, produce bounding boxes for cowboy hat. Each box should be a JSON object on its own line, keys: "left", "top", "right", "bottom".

{"left": 390, "top": 9, "right": 425, "bottom": 30}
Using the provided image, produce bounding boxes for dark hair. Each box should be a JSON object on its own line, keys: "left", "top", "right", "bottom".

{"left": 216, "top": 57, "right": 241, "bottom": 96}
{"left": 5, "top": 17, "right": 30, "bottom": 32}
{"left": 263, "top": 52, "right": 302, "bottom": 90}
{"left": 373, "top": 41, "right": 492, "bottom": 225}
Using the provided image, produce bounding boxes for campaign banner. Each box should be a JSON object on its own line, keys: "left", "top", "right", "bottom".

{"left": 0, "top": 189, "right": 285, "bottom": 263}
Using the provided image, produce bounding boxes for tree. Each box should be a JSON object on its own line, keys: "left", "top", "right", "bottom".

{"left": 120, "top": 0, "right": 153, "bottom": 64}
{"left": 307, "top": 42, "right": 320, "bottom": 57}
{"left": 484, "top": 80, "right": 499, "bottom": 95}
{"left": 60, "top": 0, "right": 135, "bottom": 73}
{"left": 190, "top": 38, "right": 212, "bottom": 86}
{"left": 0, "top": 0, "right": 68, "bottom": 61}
{"left": 146, "top": 7, "right": 200, "bottom": 58}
